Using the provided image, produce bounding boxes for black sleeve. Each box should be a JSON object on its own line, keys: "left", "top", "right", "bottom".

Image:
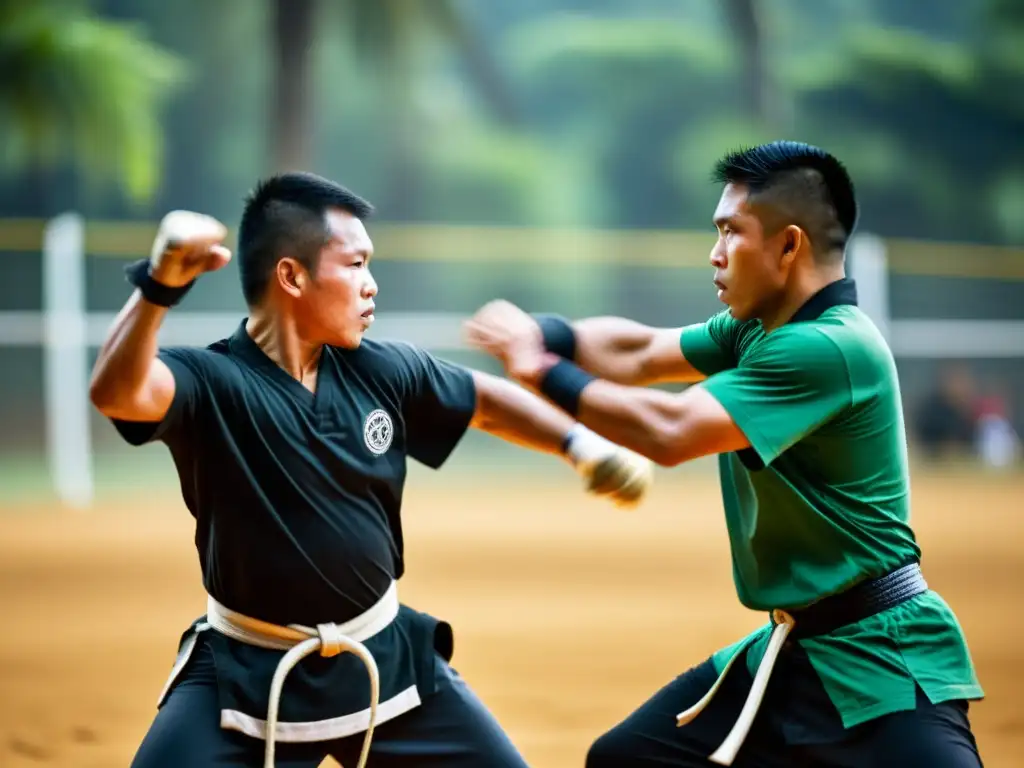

{"left": 109, "top": 347, "right": 210, "bottom": 446}
{"left": 395, "top": 343, "right": 477, "bottom": 469}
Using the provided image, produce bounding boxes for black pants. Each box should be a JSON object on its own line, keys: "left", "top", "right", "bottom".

{"left": 131, "top": 634, "right": 529, "bottom": 768}
{"left": 587, "top": 650, "right": 983, "bottom": 768}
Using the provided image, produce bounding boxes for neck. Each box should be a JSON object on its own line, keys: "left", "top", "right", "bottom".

{"left": 760, "top": 262, "right": 846, "bottom": 333}
{"left": 245, "top": 307, "right": 322, "bottom": 381}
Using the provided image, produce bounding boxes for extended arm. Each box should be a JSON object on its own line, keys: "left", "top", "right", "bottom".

{"left": 555, "top": 316, "right": 708, "bottom": 385}
{"left": 568, "top": 378, "right": 749, "bottom": 466}
{"left": 465, "top": 300, "right": 848, "bottom": 469}
{"left": 89, "top": 292, "right": 178, "bottom": 421}
{"left": 467, "top": 370, "right": 652, "bottom": 506}
{"left": 88, "top": 211, "right": 229, "bottom": 422}
{"left": 468, "top": 370, "right": 576, "bottom": 457}
{"left": 471, "top": 329, "right": 852, "bottom": 469}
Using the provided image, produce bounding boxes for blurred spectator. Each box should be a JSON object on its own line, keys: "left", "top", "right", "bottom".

{"left": 974, "top": 385, "right": 1021, "bottom": 469}
{"left": 914, "top": 364, "right": 978, "bottom": 458}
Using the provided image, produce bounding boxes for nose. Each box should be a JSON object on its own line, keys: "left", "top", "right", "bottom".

{"left": 363, "top": 270, "right": 378, "bottom": 299}
{"left": 709, "top": 244, "right": 726, "bottom": 268}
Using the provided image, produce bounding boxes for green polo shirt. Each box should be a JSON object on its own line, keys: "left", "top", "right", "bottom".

{"left": 680, "top": 287, "right": 983, "bottom": 729}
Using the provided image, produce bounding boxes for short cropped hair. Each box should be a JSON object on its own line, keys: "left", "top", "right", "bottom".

{"left": 237, "top": 172, "right": 374, "bottom": 305}
{"left": 712, "top": 141, "right": 858, "bottom": 261}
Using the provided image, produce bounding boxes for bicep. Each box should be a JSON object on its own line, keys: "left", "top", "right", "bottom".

{"left": 636, "top": 327, "right": 708, "bottom": 385}
{"left": 100, "top": 357, "right": 177, "bottom": 423}
{"left": 667, "top": 386, "right": 751, "bottom": 461}
{"left": 108, "top": 349, "right": 209, "bottom": 446}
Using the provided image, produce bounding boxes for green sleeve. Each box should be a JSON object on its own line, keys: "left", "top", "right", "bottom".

{"left": 700, "top": 328, "right": 852, "bottom": 466}
{"left": 679, "top": 311, "right": 744, "bottom": 376}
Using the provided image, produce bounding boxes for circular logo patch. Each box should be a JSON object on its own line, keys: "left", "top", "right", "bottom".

{"left": 363, "top": 409, "right": 394, "bottom": 456}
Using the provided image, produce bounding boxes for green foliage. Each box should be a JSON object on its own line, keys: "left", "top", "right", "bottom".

{"left": 0, "top": 0, "right": 187, "bottom": 203}
{"left": 417, "top": 125, "right": 587, "bottom": 225}
{"left": 3, "top": 0, "right": 1019, "bottom": 245}
{"left": 496, "top": 7, "right": 1024, "bottom": 242}
{"left": 506, "top": 16, "right": 736, "bottom": 227}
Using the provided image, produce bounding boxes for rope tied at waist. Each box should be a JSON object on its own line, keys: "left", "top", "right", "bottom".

{"left": 677, "top": 563, "right": 929, "bottom": 766}
{"left": 206, "top": 582, "right": 400, "bottom": 768}
{"left": 315, "top": 623, "right": 352, "bottom": 657}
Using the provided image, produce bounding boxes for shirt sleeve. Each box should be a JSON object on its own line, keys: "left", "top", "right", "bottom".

{"left": 109, "top": 347, "right": 210, "bottom": 446}
{"left": 395, "top": 343, "right": 477, "bottom": 469}
{"left": 679, "top": 310, "right": 748, "bottom": 377}
{"left": 699, "top": 329, "right": 852, "bottom": 466}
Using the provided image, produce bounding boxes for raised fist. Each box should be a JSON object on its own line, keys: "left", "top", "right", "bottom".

{"left": 149, "top": 210, "right": 231, "bottom": 287}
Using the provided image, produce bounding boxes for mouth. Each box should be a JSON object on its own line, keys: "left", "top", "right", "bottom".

{"left": 360, "top": 306, "right": 375, "bottom": 325}
{"left": 713, "top": 278, "right": 727, "bottom": 299}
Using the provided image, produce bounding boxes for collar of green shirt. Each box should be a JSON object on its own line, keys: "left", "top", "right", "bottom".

{"left": 788, "top": 278, "right": 858, "bottom": 324}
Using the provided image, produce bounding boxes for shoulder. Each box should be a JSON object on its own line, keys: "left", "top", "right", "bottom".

{"left": 745, "top": 321, "right": 849, "bottom": 386}
{"left": 706, "top": 310, "right": 761, "bottom": 345}
{"left": 754, "top": 307, "right": 895, "bottom": 384}
{"left": 794, "top": 307, "right": 895, "bottom": 377}
{"left": 329, "top": 339, "right": 464, "bottom": 399}
{"left": 334, "top": 338, "right": 424, "bottom": 375}
{"left": 158, "top": 338, "right": 236, "bottom": 378}
{"left": 682, "top": 310, "right": 762, "bottom": 371}
{"left": 817, "top": 307, "right": 894, "bottom": 363}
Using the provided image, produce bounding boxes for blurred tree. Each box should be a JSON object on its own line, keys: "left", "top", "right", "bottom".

{"left": 720, "top": 0, "right": 776, "bottom": 126}
{"left": 792, "top": 23, "right": 1024, "bottom": 243}
{"left": 0, "top": 0, "right": 186, "bottom": 205}
{"left": 508, "top": 16, "right": 734, "bottom": 228}
{"left": 270, "top": 0, "right": 517, "bottom": 206}
{"left": 270, "top": 0, "right": 316, "bottom": 173}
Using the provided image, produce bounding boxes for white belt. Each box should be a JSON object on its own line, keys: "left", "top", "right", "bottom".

{"left": 206, "top": 582, "right": 400, "bottom": 768}
{"left": 676, "top": 609, "right": 795, "bottom": 766}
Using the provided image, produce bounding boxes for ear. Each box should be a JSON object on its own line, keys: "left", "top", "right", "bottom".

{"left": 275, "top": 257, "right": 306, "bottom": 299}
{"left": 779, "top": 225, "right": 805, "bottom": 269}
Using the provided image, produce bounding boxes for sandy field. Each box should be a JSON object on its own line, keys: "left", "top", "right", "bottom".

{"left": 1, "top": 470, "right": 1022, "bottom": 767}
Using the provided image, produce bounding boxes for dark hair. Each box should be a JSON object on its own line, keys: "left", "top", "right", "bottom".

{"left": 237, "top": 172, "right": 374, "bottom": 305}
{"left": 712, "top": 141, "right": 858, "bottom": 261}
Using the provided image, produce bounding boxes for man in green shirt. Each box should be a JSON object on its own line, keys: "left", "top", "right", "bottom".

{"left": 465, "top": 141, "right": 984, "bottom": 767}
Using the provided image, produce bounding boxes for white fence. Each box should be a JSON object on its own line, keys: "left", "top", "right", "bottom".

{"left": 2, "top": 214, "right": 1022, "bottom": 509}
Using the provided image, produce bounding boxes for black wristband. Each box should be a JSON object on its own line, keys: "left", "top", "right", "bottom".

{"left": 125, "top": 258, "right": 195, "bottom": 307}
{"left": 533, "top": 313, "right": 577, "bottom": 360}
{"left": 539, "top": 359, "right": 596, "bottom": 417}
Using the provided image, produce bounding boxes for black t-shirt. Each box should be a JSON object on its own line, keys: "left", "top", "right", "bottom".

{"left": 112, "top": 320, "right": 476, "bottom": 626}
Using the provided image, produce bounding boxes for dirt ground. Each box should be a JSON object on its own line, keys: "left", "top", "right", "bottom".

{"left": 1, "top": 470, "right": 1022, "bottom": 767}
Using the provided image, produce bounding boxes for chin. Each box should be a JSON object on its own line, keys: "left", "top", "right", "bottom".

{"left": 727, "top": 304, "right": 754, "bottom": 322}
{"left": 325, "top": 328, "right": 365, "bottom": 349}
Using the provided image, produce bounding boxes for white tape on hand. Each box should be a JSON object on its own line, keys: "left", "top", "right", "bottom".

{"left": 565, "top": 425, "right": 653, "bottom": 508}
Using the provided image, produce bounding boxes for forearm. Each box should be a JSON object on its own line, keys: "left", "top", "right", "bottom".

{"left": 574, "top": 380, "right": 685, "bottom": 465}
{"left": 535, "top": 313, "right": 703, "bottom": 385}
{"left": 536, "top": 366, "right": 748, "bottom": 466}
{"left": 469, "top": 371, "right": 573, "bottom": 459}
{"left": 89, "top": 291, "right": 167, "bottom": 410}
{"left": 570, "top": 317, "right": 659, "bottom": 384}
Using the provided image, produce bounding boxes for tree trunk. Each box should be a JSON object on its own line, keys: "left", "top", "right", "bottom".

{"left": 270, "top": 0, "right": 317, "bottom": 173}
{"left": 722, "top": 0, "right": 773, "bottom": 126}
{"left": 432, "top": 1, "right": 519, "bottom": 125}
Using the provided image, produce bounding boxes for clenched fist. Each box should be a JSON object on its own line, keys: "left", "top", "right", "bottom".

{"left": 464, "top": 300, "right": 549, "bottom": 386}
{"left": 565, "top": 425, "right": 653, "bottom": 510}
{"left": 149, "top": 210, "right": 231, "bottom": 288}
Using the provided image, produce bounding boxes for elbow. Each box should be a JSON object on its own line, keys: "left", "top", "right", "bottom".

{"left": 88, "top": 375, "right": 116, "bottom": 414}
{"left": 645, "top": 421, "right": 693, "bottom": 468}
{"left": 643, "top": 423, "right": 684, "bottom": 466}
{"left": 88, "top": 368, "right": 129, "bottom": 416}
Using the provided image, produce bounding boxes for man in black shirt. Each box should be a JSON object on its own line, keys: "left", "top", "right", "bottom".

{"left": 89, "top": 172, "right": 652, "bottom": 768}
